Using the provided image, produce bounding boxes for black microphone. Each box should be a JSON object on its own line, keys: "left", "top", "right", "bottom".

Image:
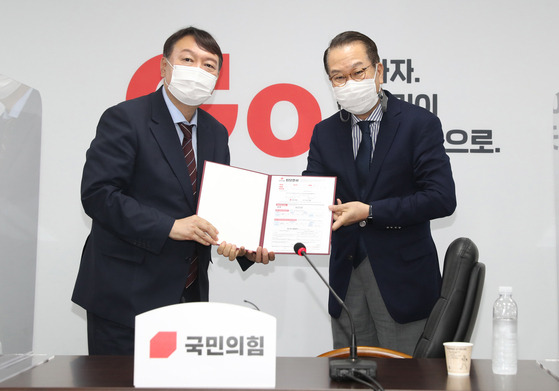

{"left": 293, "top": 243, "right": 377, "bottom": 381}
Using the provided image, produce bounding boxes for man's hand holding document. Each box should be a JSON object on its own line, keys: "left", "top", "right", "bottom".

{"left": 197, "top": 162, "right": 336, "bottom": 254}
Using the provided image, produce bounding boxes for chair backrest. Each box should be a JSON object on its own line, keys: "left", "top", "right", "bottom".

{"left": 413, "top": 237, "right": 485, "bottom": 358}
{"left": 318, "top": 346, "right": 412, "bottom": 359}
{"left": 453, "top": 262, "right": 485, "bottom": 342}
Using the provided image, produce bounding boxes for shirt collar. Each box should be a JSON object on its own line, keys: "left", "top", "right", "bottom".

{"left": 351, "top": 96, "right": 384, "bottom": 125}
{"left": 161, "top": 86, "right": 198, "bottom": 127}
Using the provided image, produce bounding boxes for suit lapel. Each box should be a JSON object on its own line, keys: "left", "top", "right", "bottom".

{"left": 196, "top": 113, "right": 214, "bottom": 190}
{"left": 364, "top": 94, "right": 400, "bottom": 196}
{"left": 149, "top": 90, "right": 197, "bottom": 210}
{"left": 334, "top": 112, "right": 361, "bottom": 198}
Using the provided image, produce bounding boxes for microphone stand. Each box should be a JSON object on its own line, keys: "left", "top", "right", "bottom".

{"left": 294, "top": 244, "right": 377, "bottom": 381}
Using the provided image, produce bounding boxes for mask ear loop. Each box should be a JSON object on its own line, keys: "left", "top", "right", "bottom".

{"left": 373, "top": 62, "right": 388, "bottom": 112}
{"left": 338, "top": 105, "right": 350, "bottom": 122}
{"left": 165, "top": 58, "right": 175, "bottom": 69}
{"left": 378, "top": 89, "right": 388, "bottom": 112}
{"left": 162, "top": 58, "right": 174, "bottom": 89}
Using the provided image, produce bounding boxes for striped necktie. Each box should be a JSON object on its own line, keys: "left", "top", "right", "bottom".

{"left": 178, "top": 122, "right": 198, "bottom": 290}
{"left": 179, "top": 123, "right": 197, "bottom": 196}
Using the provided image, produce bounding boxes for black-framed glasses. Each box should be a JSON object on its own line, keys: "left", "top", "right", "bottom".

{"left": 329, "top": 65, "right": 373, "bottom": 87}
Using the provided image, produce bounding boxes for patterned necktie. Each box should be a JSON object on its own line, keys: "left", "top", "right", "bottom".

{"left": 178, "top": 122, "right": 198, "bottom": 290}
{"left": 354, "top": 121, "right": 372, "bottom": 268}
{"left": 355, "top": 121, "right": 372, "bottom": 192}
{"left": 179, "top": 122, "right": 197, "bottom": 196}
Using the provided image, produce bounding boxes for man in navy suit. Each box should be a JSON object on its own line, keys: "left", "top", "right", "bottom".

{"left": 303, "top": 31, "right": 456, "bottom": 355}
{"left": 72, "top": 27, "right": 274, "bottom": 355}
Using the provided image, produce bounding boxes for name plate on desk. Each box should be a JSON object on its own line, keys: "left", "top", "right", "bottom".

{"left": 134, "top": 302, "right": 276, "bottom": 388}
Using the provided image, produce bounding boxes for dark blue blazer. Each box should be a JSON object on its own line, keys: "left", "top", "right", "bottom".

{"left": 72, "top": 88, "right": 247, "bottom": 328}
{"left": 303, "top": 90, "right": 456, "bottom": 323}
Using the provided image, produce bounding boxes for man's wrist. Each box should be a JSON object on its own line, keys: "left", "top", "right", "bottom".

{"left": 367, "top": 204, "right": 373, "bottom": 220}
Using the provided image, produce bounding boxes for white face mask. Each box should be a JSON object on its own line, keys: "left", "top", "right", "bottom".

{"left": 332, "top": 66, "right": 380, "bottom": 115}
{"left": 165, "top": 59, "right": 217, "bottom": 106}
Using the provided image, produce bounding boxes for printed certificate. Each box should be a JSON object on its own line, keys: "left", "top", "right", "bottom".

{"left": 197, "top": 161, "right": 336, "bottom": 254}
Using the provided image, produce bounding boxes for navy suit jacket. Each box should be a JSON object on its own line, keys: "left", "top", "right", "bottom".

{"left": 72, "top": 88, "right": 249, "bottom": 327}
{"left": 303, "top": 90, "right": 456, "bottom": 323}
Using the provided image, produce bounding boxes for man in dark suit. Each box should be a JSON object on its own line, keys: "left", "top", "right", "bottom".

{"left": 72, "top": 27, "right": 274, "bottom": 355}
{"left": 303, "top": 31, "right": 456, "bottom": 355}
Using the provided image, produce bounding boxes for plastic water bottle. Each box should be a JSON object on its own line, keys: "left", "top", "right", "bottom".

{"left": 492, "top": 286, "right": 518, "bottom": 375}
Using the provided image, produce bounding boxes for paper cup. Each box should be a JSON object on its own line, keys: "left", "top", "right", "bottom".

{"left": 446, "top": 374, "right": 472, "bottom": 390}
{"left": 444, "top": 342, "right": 473, "bottom": 376}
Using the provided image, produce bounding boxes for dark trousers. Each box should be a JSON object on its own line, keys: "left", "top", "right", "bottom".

{"left": 87, "top": 312, "right": 134, "bottom": 355}
{"left": 87, "top": 280, "right": 201, "bottom": 355}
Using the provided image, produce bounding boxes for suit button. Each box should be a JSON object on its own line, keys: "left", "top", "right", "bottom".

{"left": 359, "top": 220, "right": 367, "bottom": 228}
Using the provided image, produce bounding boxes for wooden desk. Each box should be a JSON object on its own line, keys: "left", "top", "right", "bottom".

{"left": 0, "top": 356, "right": 557, "bottom": 390}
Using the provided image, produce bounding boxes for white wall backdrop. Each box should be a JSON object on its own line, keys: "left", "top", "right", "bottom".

{"left": 1, "top": 0, "right": 558, "bottom": 359}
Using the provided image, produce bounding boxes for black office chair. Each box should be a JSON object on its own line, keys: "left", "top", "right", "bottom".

{"left": 413, "top": 237, "right": 485, "bottom": 358}
{"left": 319, "top": 237, "right": 485, "bottom": 359}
